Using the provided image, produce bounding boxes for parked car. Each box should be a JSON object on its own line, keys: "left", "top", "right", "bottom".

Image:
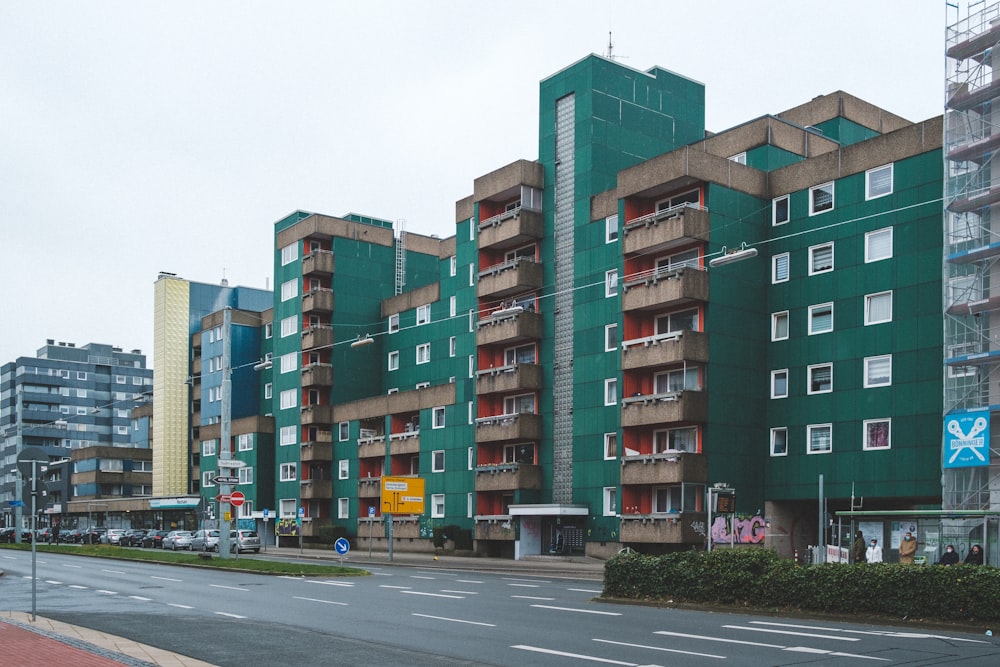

{"left": 230, "top": 529, "right": 261, "bottom": 553}
{"left": 140, "top": 530, "right": 170, "bottom": 549}
{"left": 60, "top": 528, "right": 86, "bottom": 544}
{"left": 36, "top": 527, "right": 54, "bottom": 543}
{"left": 190, "top": 529, "right": 220, "bottom": 552}
{"left": 162, "top": 530, "right": 194, "bottom": 551}
{"left": 0, "top": 527, "right": 17, "bottom": 543}
{"left": 81, "top": 527, "right": 106, "bottom": 544}
{"left": 101, "top": 529, "right": 127, "bottom": 545}
{"left": 121, "top": 529, "right": 147, "bottom": 547}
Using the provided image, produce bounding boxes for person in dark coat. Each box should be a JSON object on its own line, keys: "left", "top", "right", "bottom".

{"left": 852, "top": 531, "right": 867, "bottom": 564}
{"left": 965, "top": 544, "right": 984, "bottom": 565}
{"left": 938, "top": 544, "right": 960, "bottom": 566}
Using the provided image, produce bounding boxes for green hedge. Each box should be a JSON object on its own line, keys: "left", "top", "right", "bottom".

{"left": 317, "top": 525, "right": 349, "bottom": 545}
{"left": 603, "top": 549, "right": 1000, "bottom": 623}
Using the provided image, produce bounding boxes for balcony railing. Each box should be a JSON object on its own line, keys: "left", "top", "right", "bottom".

{"left": 620, "top": 391, "right": 708, "bottom": 427}
{"left": 623, "top": 204, "right": 709, "bottom": 256}
{"left": 474, "top": 412, "right": 542, "bottom": 443}
{"left": 358, "top": 476, "right": 382, "bottom": 497}
{"left": 622, "top": 266, "right": 708, "bottom": 312}
{"left": 621, "top": 330, "right": 708, "bottom": 369}
{"left": 300, "top": 440, "right": 333, "bottom": 463}
{"left": 619, "top": 511, "right": 706, "bottom": 544}
{"left": 358, "top": 436, "right": 386, "bottom": 459}
{"left": 301, "top": 328, "right": 334, "bottom": 353}
{"left": 475, "top": 363, "right": 543, "bottom": 395}
{"left": 302, "top": 250, "right": 334, "bottom": 276}
{"left": 300, "top": 404, "right": 334, "bottom": 426}
{"left": 620, "top": 452, "right": 707, "bottom": 485}
{"left": 477, "top": 207, "right": 544, "bottom": 250}
{"left": 476, "top": 308, "right": 542, "bottom": 347}
{"left": 473, "top": 463, "right": 542, "bottom": 492}
{"left": 302, "top": 288, "right": 334, "bottom": 314}
{"left": 300, "top": 479, "right": 333, "bottom": 500}
{"left": 477, "top": 257, "right": 543, "bottom": 299}
{"left": 301, "top": 361, "right": 333, "bottom": 387}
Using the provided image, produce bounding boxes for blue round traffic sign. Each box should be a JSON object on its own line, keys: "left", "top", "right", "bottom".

{"left": 334, "top": 537, "right": 350, "bottom": 555}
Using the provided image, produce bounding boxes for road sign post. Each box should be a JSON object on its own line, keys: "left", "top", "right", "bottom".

{"left": 380, "top": 477, "right": 425, "bottom": 563}
{"left": 334, "top": 537, "right": 350, "bottom": 567}
{"left": 263, "top": 509, "right": 269, "bottom": 552}
{"left": 17, "top": 446, "right": 49, "bottom": 622}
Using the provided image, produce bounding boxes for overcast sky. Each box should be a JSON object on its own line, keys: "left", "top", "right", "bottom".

{"left": 1, "top": 1, "right": 947, "bottom": 367}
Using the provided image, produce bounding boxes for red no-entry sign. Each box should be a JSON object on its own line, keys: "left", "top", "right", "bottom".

{"left": 229, "top": 491, "right": 246, "bottom": 507}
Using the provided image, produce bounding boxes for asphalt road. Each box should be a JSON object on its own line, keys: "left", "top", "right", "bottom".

{"left": 3, "top": 549, "right": 1000, "bottom": 666}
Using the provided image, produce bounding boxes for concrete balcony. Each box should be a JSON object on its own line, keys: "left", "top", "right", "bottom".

{"left": 623, "top": 205, "right": 709, "bottom": 256}
{"left": 475, "top": 363, "right": 543, "bottom": 396}
{"left": 621, "top": 330, "right": 708, "bottom": 369}
{"left": 474, "top": 413, "right": 542, "bottom": 444}
{"left": 300, "top": 404, "right": 334, "bottom": 426}
{"left": 474, "top": 463, "right": 542, "bottom": 492}
{"left": 358, "top": 477, "right": 382, "bottom": 498}
{"left": 301, "top": 362, "right": 333, "bottom": 387}
{"left": 302, "top": 250, "right": 334, "bottom": 276}
{"left": 477, "top": 208, "right": 544, "bottom": 250}
{"left": 389, "top": 432, "right": 420, "bottom": 456}
{"left": 476, "top": 309, "right": 543, "bottom": 347}
{"left": 301, "top": 328, "right": 333, "bottom": 353}
{"left": 300, "top": 517, "right": 332, "bottom": 537}
{"left": 619, "top": 512, "right": 706, "bottom": 545}
{"left": 300, "top": 440, "right": 333, "bottom": 463}
{"left": 620, "top": 391, "right": 708, "bottom": 427}
{"left": 475, "top": 517, "right": 515, "bottom": 541}
{"left": 477, "top": 258, "right": 543, "bottom": 299}
{"left": 622, "top": 267, "right": 708, "bottom": 312}
{"left": 300, "top": 479, "right": 333, "bottom": 500}
{"left": 302, "top": 288, "right": 334, "bottom": 314}
{"left": 358, "top": 436, "right": 386, "bottom": 459}
{"left": 620, "top": 453, "right": 707, "bottom": 486}
{"left": 358, "top": 516, "right": 422, "bottom": 539}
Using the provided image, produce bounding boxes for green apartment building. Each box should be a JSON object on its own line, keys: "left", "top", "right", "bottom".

{"left": 254, "top": 54, "right": 944, "bottom": 559}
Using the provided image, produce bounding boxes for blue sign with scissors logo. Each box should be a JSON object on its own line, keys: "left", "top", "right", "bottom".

{"left": 943, "top": 410, "right": 991, "bottom": 469}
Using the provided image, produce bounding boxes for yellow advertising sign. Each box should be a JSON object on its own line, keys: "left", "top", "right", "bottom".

{"left": 381, "top": 476, "right": 425, "bottom": 514}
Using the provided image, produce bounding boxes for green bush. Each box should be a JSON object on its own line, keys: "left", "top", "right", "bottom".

{"left": 603, "top": 549, "right": 1000, "bottom": 623}
{"left": 317, "top": 525, "right": 349, "bottom": 545}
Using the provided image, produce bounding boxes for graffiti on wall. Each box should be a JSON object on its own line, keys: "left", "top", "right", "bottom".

{"left": 711, "top": 515, "right": 767, "bottom": 544}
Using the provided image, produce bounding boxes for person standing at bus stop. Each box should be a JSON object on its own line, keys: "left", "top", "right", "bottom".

{"left": 899, "top": 531, "right": 917, "bottom": 564}
{"left": 852, "top": 531, "right": 867, "bottom": 564}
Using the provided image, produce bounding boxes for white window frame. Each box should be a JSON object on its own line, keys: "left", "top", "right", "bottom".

{"left": 281, "top": 243, "right": 298, "bottom": 266}
{"left": 338, "top": 459, "right": 349, "bottom": 480}
{"left": 432, "top": 450, "right": 445, "bottom": 473}
{"left": 338, "top": 421, "right": 350, "bottom": 441}
{"left": 808, "top": 363, "right": 833, "bottom": 395}
{"left": 865, "top": 291, "right": 893, "bottom": 325}
{"left": 772, "top": 195, "right": 789, "bottom": 226}
{"left": 809, "top": 181, "right": 834, "bottom": 215}
{"left": 432, "top": 406, "right": 445, "bottom": 429}
{"left": 237, "top": 434, "right": 252, "bottom": 451}
{"left": 280, "top": 352, "right": 297, "bottom": 374}
{"left": 388, "top": 313, "right": 400, "bottom": 333}
{"left": 280, "top": 316, "right": 297, "bottom": 338}
{"left": 238, "top": 467, "right": 253, "bottom": 485}
{"left": 203, "top": 471, "right": 216, "bottom": 488}
{"left": 866, "top": 164, "right": 893, "bottom": 200}
{"left": 606, "top": 214, "right": 619, "bottom": 243}
{"left": 202, "top": 439, "right": 217, "bottom": 457}
{"left": 280, "top": 463, "right": 297, "bottom": 481}
{"left": 772, "top": 253, "right": 790, "bottom": 283}
{"left": 604, "top": 378, "right": 618, "bottom": 406}
{"left": 279, "top": 426, "right": 296, "bottom": 446}
{"left": 604, "top": 432, "right": 617, "bottom": 460}
{"left": 807, "top": 423, "right": 833, "bottom": 454}
{"left": 729, "top": 151, "right": 747, "bottom": 165}
{"left": 280, "top": 499, "right": 297, "bottom": 518}
{"left": 416, "top": 304, "right": 431, "bottom": 326}
{"left": 338, "top": 498, "right": 349, "bottom": 519}
{"left": 864, "top": 354, "right": 892, "bottom": 388}
{"left": 416, "top": 343, "right": 430, "bottom": 365}
{"left": 771, "top": 369, "right": 789, "bottom": 399}
{"left": 770, "top": 427, "right": 788, "bottom": 457}
{"left": 449, "top": 255, "right": 457, "bottom": 277}
{"left": 863, "top": 418, "right": 892, "bottom": 451}
{"left": 449, "top": 336, "right": 456, "bottom": 357}
{"left": 431, "top": 494, "right": 445, "bottom": 518}
{"left": 808, "top": 303, "right": 834, "bottom": 335}
{"left": 450, "top": 295, "right": 457, "bottom": 318}
{"left": 279, "top": 389, "right": 297, "bottom": 410}
{"left": 808, "top": 243, "right": 834, "bottom": 275}
{"left": 771, "top": 311, "right": 789, "bottom": 341}
{"left": 605, "top": 269, "right": 618, "bottom": 297}
{"left": 280, "top": 279, "right": 298, "bottom": 302}
{"left": 605, "top": 323, "right": 618, "bottom": 352}
{"left": 603, "top": 487, "right": 617, "bottom": 516}
{"left": 865, "top": 227, "right": 893, "bottom": 262}
{"left": 264, "top": 382, "right": 272, "bottom": 399}
{"left": 388, "top": 350, "right": 399, "bottom": 371}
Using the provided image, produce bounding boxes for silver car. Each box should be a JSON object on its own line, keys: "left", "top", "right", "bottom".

{"left": 230, "top": 529, "right": 261, "bottom": 553}
{"left": 190, "top": 529, "right": 220, "bottom": 552}
{"left": 162, "top": 530, "right": 194, "bottom": 551}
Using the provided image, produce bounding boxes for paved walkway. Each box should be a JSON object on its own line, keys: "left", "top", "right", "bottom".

{"left": 0, "top": 548, "right": 607, "bottom": 666}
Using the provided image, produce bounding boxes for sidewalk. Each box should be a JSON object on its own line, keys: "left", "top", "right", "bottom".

{"left": 0, "top": 548, "right": 607, "bottom": 666}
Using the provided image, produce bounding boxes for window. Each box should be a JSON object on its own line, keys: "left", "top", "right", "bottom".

{"left": 808, "top": 303, "right": 833, "bottom": 335}
{"left": 281, "top": 243, "right": 298, "bottom": 265}
{"left": 280, "top": 499, "right": 297, "bottom": 518}
{"left": 504, "top": 393, "right": 535, "bottom": 414}
{"left": 338, "top": 459, "right": 349, "bottom": 480}
{"left": 238, "top": 467, "right": 253, "bottom": 485}
{"left": 416, "top": 381, "right": 429, "bottom": 389}
{"left": 770, "top": 428, "right": 788, "bottom": 456}
{"left": 338, "top": 498, "right": 349, "bottom": 519}
{"left": 808, "top": 243, "right": 834, "bottom": 275}
{"left": 450, "top": 296, "right": 456, "bottom": 318}
{"left": 864, "top": 419, "right": 891, "bottom": 450}
{"left": 864, "top": 355, "right": 892, "bottom": 387}
{"left": 772, "top": 195, "right": 789, "bottom": 226}
{"left": 280, "top": 463, "right": 297, "bottom": 481}
{"left": 604, "top": 378, "right": 618, "bottom": 406}
{"left": 605, "top": 269, "right": 618, "bottom": 297}
{"left": 772, "top": 253, "right": 789, "bottom": 283}
{"left": 606, "top": 214, "right": 619, "bottom": 243}
{"left": 237, "top": 434, "right": 252, "bottom": 451}
{"left": 504, "top": 343, "right": 536, "bottom": 366}
{"left": 728, "top": 151, "right": 747, "bottom": 165}
{"left": 280, "top": 353, "right": 297, "bottom": 374}
{"left": 264, "top": 383, "right": 272, "bottom": 399}
{"left": 279, "top": 389, "right": 297, "bottom": 410}
{"left": 809, "top": 182, "right": 834, "bottom": 215}
{"left": 866, "top": 164, "right": 893, "bottom": 200}
{"left": 655, "top": 308, "right": 698, "bottom": 334}
{"left": 654, "top": 426, "right": 697, "bottom": 453}
{"left": 808, "top": 364, "right": 833, "bottom": 394}
{"left": 865, "top": 291, "right": 893, "bottom": 325}
{"left": 279, "top": 426, "right": 296, "bottom": 446}
{"left": 77, "top": 371, "right": 87, "bottom": 380}
{"left": 603, "top": 487, "right": 617, "bottom": 516}
{"left": 432, "top": 450, "right": 445, "bottom": 472}
{"left": 388, "top": 350, "right": 399, "bottom": 371}
{"left": 468, "top": 447, "right": 474, "bottom": 470}
{"left": 388, "top": 314, "right": 399, "bottom": 333}
{"left": 416, "top": 343, "right": 430, "bottom": 364}
{"left": 604, "top": 433, "right": 617, "bottom": 460}
{"left": 431, "top": 494, "right": 445, "bottom": 518}
{"left": 280, "top": 316, "right": 297, "bottom": 338}
{"left": 807, "top": 424, "right": 832, "bottom": 454}
{"left": 280, "top": 279, "right": 298, "bottom": 301}
{"left": 432, "top": 406, "right": 445, "bottom": 429}
{"left": 338, "top": 421, "right": 349, "bottom": 441}
{"left": 654, "top": 367, "right": 699, "bottom": 393}
{"left": 449, "top": 255, "right": 457, "bottom": 276}
{"left": 202, "top": 439, "right": 217, "bottom": 457}
{"left": 771, "top": 370, "right": 789, "bottom": 399}
{"left": 771, "top": 311, "right": 789, "bottom": 341}
{"left": 605, "top": 324, "right": 618, "bottom": 351}
{"left": 450, "top": 336, "right": 457, "bottom": 357}
{"left": 865, "top": 227, "right": 892, "bottom": 262}
{"left": 202, "top": 471, "right": 216, "bottom": 488}
{"left": 416, "top": 304, "right": 431, "bottom": 325}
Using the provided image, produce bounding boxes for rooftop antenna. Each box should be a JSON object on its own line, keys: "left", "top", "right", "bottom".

{"left": 604, "top": 31, "right": 626, "bottom": 62}
{"left": 221, "top": 267, "right": 229, "bottom": 287}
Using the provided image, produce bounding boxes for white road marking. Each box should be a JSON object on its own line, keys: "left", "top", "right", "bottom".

{"left": 441, "top": 590, "right": 478, "bottom": 595}
{"left": 410, "top": 575, "right": 436, "bottom": 580}
{"left": 722, "top": 625, "right": 859, "bottom": 641}
{"left": 305, "top": 580, "right": 354, "bottom": 587}
{"left": 61, "top": 563, "right": 81, "bottom": 568}
{"left": 511, "top": 645, "right": 634, "bottom": 664}
{"left": 401, "top": 590, "right": 464, "bottom": 599}
{"left": 503, "top": 577, "right": 551, "bottom": 583}
{"left": 214, "top": 612, "right": 246, "bottom": 619}
{"left": 68, "top": 585, "right": 88, "bottom": 590}
{"left": 413, "top": 613, "right": 495, "bottom": 627}
{"left": 531, "top": 605, "right": 621, "bottom": 616}
{"left": 151, "top": 576, "right": 182, "bottom": 582}
{"left": 456, "top": 579, "right": 483, "bottom": 584}
{"left": 512, "top": 595, "right": 555, "bottom": 601}
{"left": 96, "top": 590, "right": 117, "bottom": 595}
{"left": 1, "top": 555, "right": 16, "bottom": 560}
{"left": 750, "top": 621, "right": 991, "bottom": 644}
{"left": 101, "top": 569, "right": 125, "bottom": 574}
{"left": 379, "top": 585, "right": 411, "bottom": 589}
{"left": 129, "top": 596, "right": 152, "bottom": 601}
{"left": 210, "top": 584, "right": 247, "bottom": 592}
{"left": 508, "top": 583, "right": 540, "bottom": 588}
{"left": 294, "top": 596, "right": 348, "bottom": 606}
{"left": 168, "top": 603, "right": 193, "bottom": 609}
{"left": 44, "top": 580, "right": 63, "bottom": 585}
{"left": 654, "top": 631, "right": 889, "bottom": 661}
{"left": 569, "top": 588, "right": 602, "bottom": 593}
{"left": 593, "top": 637, "right": 726, "bottom": 660}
